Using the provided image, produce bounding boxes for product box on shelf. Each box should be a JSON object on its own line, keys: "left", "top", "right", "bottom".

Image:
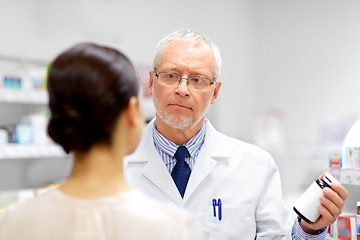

{"left": 357, "top": 201, "right": 360, "bottom": 240}
{"left": 343, "top": 147, "right": 360, "bottom": 169}
{"left": 2, "top": 75, "right": 22, "bottom": 89}
{"left": 329, "top": 149, "right": 360, "bottom": 185}
{"left": 327, "top": 218, "right": 338, "bottom": 239}
{"left": 337, "top": 215, "right": 357, "bottom": 240}
{"left": 329, "top": 150, "right": 342, "bottom": 181}
{"left": 343, "top": 118, "right": 360, "bottom": 170}
{"left": 330, "top": 151, "right": 343, "bottom": 169}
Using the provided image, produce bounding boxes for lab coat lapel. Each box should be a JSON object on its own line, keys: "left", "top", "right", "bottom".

{"left": 141, "top": 150, "right": 183, "bottom": 205}
{"left": 183, "top": 149, "right": 217, "bottom": 200}
{"left": 128, "top": 118, "right": 228, "bottom": 205}
{"left": 183, "top": 120, "right": 229, "bottom": 201}
{"left": 132, "top": 119, "right": 183, "bottom": 205}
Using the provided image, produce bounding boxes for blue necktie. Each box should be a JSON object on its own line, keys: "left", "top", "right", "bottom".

{"left": 171, "top": 146, "right": 191, "bottom": 198}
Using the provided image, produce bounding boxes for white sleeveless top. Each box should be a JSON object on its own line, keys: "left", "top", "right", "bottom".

{"left": 0, "top": 188, "right": 204, "bottom": 240}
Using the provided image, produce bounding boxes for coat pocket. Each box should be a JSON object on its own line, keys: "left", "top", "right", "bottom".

{"left": 206, "top": 204, "right": 256, "bottom": 240}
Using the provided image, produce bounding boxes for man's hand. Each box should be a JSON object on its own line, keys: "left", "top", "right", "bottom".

{"left": 300, "top": 176, "right": 348, "bottom": 235}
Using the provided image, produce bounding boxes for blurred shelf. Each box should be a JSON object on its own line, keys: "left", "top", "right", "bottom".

{"left": 330, "top": 168, "right": 360, "bottom": 186}
{"left": 0, "top": 54, "right": 49, "bottom": 66}
{"left": 0, "top": 144, "right": 68, "bottom": 160}
{"left": 142, "top": 97, "right": 155, "bottom": 121}
{"left": 0, "top": 90, "right": 155, "bottom": 117}
{"left": 0, "top": 89, "right": 48, "bottom": 104}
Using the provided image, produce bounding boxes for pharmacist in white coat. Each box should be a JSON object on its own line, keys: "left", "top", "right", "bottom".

{"left": 125, "top": 29, "right": 348, "bottom": 239}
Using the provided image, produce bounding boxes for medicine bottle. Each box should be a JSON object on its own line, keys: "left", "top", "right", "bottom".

{"left": 357, "top": 201, "right": 360, "bottom": 240}
{"left": 293, "top": 174, "right": 339, "bottom": 224}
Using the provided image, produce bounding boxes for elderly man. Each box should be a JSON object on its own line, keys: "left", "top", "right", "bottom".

{"left": 125, "top": 29, "right": 347, "bottom": 239}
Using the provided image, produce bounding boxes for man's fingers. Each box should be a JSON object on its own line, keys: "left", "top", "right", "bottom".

{"left": 330, "top": 182, "right": 348, "bottom": 201}
{"left": 320, "top": 194, "right": 341, "bottom": 218}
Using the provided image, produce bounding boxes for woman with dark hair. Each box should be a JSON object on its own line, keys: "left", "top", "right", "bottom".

{"left": 0, "top": 43, "right": 204, "bottom": 240}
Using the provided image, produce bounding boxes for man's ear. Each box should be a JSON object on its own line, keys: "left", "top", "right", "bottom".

{"left": 210, "top": 81, "right": 221, "bottom": 104}
{"left": 148, "top": 71, "right": 154, "bottom": 97}
{"left": 126, "top": 96, "right": 139, "bottom": 127}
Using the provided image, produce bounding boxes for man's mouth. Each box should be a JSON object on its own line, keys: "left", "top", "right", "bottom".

{"left": 169, "top": 103, "right": 192, "bottom": 110}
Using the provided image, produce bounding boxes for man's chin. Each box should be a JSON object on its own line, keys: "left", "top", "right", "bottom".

{"left": 166, "top": 119, "right": 193, "bottom": 130}
{"left": 159, "top": 115, "right": 194, "bottom": 131}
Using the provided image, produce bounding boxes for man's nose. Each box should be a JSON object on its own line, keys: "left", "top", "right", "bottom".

{"left": 176, "top": 78, "right": 190, "bottom": 95}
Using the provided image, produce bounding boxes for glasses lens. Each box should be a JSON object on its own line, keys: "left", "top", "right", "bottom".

{"left": 157, "top": 73, "right": 179, "bottom": 87}
{"left": 156, "top": 72, "right": 212, "bottom": 91}
{"left": 188, "top": 77, "right": 210, "bottom": 91}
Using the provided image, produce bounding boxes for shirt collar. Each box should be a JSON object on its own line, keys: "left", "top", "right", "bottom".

{"left": 152, "top": 119, "right": 206, "bottom": 158}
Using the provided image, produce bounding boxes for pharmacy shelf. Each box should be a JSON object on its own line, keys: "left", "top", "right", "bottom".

{"left": 330, "top": 168, "right": 360, "bottom": 186}
{"left": 142, "top": 97, "right": 156, "bottom": 121}
{"left": 0, "top": 89, "right": 155, "bottom": 120}
{"left": 0, "top": 144, "right": 68, "bottom": 160}
{"left": 0, "top": 89, "right": 48, "bottom": 104}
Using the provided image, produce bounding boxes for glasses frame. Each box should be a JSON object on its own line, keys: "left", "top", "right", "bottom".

{"left": 153, "top": 69, "right": 216, "bottom": 91}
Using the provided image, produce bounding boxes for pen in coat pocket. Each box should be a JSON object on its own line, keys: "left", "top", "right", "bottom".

{"left": 212, "top": 198, "right": 222, "bottom": 221}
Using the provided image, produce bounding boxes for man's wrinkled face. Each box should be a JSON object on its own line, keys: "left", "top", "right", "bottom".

{"left": 149, "top": 40, "right": 220, "bottom": 130}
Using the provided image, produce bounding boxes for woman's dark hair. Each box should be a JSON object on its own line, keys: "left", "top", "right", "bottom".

{"left": 47, "top": 43, "right": 139, "bottom": 153}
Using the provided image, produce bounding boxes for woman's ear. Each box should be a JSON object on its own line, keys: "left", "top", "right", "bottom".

{"left": 124, "top": 96, "right": 144, "bottom": 155}
{"left": 126, "top": 96, "right": 139, "bottom": 127}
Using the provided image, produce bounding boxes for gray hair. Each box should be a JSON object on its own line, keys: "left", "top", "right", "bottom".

{"left": 153, "top": 29, "right": 222, "bottom": 78}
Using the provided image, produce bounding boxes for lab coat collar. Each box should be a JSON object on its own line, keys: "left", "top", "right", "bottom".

{"left": 141, "top": 149, "right": 183, "bottom": 205}
{"left": 126, "top": 118, "right": 231, "bottom": 205}
{"left": 127, "top": 118, "right": 183, "bottom": 204}
{"left": 129, "top": 118, "right": 232, "bottom": 161}
{"left": 202, "top": 119, "right": 233, "bottom": 159}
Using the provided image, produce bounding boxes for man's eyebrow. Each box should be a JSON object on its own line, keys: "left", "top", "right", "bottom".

{"left": 160, "top": 66, "right": 212, "bottom": 78}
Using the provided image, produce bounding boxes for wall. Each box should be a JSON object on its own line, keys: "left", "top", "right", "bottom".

{"left": 0, "top": 0, "right": 255, "bottom": 141}
{"left": 0, "top": 0, "right": 256, "bottom": 188}
{"left": 1, "top": 0, "right": 360, "bottom": 199}
{"left": 251, "top": 0, "right": 360, "bottom": 196}
{"left": 253, "top": 0, "right": 360, "bottom": 146}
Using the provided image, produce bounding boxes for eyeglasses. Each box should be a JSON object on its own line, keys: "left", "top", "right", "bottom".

{"left": 154, "top": 71, "right": 216, "bottom": 91}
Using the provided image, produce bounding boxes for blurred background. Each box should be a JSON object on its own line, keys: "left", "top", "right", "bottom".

{"left": 0, "top": 0, "right": 359, "bottom": 214}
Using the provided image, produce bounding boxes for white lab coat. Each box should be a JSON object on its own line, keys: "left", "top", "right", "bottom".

{"left": 125, "top": 119, "right": 292, "bottom": 239}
